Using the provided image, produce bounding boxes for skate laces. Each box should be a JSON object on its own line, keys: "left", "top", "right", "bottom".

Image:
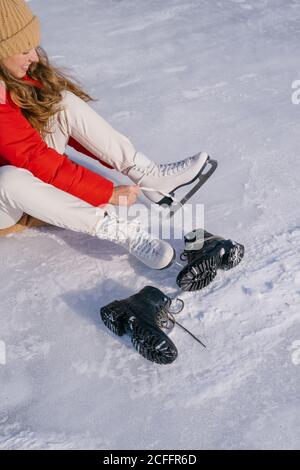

{"left": 158, "top": 156, "right": 196, "bottom": 176}
{"left": 99, "top": 212, "right": 160, "bottom": 260}
{"left": 130, "top": 153, "right": 204, "bottom": 212}
{"left": 128, "top": 226, "right": 160, "bottom": 259}
{"left": 156, "top": 296, "right": 207, "bottom": 348}
{"left": 135, "top": 156, "right": 195, "bottom": 178}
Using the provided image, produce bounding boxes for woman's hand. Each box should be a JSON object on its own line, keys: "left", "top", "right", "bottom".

{"left": 108, "top": 185, "right": 140, "bottom": 206}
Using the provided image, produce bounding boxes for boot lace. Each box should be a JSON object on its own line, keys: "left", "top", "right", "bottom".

{"left": 156, "top": 298, "right": 185, "bottom": 330}
{"left": 158, "top": 156, "right": 196, "bottom": 176}
{"left": 135, "top": 155, "right": 196, "bottom": 178}
{"left": 100, "top": 213, "right": 160, "bottom": 260}
{"left": 155, "top": 297, "right": 206, "bottom": 347}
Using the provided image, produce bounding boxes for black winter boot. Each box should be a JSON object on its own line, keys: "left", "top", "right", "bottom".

{"left": 100, "top": 286, "right": 179, "bottom": 365}
{"left": 177, "top": 229, "right": 245, "bottom": 291}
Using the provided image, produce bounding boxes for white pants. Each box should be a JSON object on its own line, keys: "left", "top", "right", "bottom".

{"left": 0, "top": 90, "right": 137, "bottom": 233}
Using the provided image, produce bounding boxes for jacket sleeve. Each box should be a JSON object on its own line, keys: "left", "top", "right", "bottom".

{"left": 68, "top": 136, "right": 114, "bottom": 170}
{"left": 0, "top": 104, "right": 114, "bottom": 207}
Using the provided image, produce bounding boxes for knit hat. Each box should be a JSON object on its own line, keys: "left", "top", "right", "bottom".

{"left": 0, "top": 0, "right": 40, "bottom": 60}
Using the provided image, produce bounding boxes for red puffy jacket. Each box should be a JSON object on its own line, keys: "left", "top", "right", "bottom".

{"left": 0, "top": 74, "right": 114, "bottom": 206}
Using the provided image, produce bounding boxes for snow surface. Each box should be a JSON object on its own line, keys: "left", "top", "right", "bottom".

{"left": 1, "top": 0, "right": 300, "bottom": 450}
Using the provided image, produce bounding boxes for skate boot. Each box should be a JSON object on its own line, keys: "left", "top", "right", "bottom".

{"left": 176, "top": 229, "right": 245, "bottom": 291}
{"left": 95, "top": 211, "right": 175, "bottom": 270}
{"left": 127, "top": 151, "right": 217, "bottom": 209}
{"left": 100, "top": 286, "right": 183, "bottom": 364}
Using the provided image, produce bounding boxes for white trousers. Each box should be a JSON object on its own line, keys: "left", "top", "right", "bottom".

{"left": 0, "top": 90, "right": 137, "bottom": 233}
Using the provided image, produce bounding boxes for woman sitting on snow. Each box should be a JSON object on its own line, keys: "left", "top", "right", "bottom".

{"left": 0, "top": 0, "right": 210, "bottom": 270}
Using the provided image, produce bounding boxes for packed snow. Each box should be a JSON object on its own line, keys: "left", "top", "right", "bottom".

{"left": 0, "top": 0, "right": 300, "bottom": 450}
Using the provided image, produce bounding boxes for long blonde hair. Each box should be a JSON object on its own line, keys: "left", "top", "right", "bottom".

{"left": 0, "top": 46, "right": 96, "bottom": 138}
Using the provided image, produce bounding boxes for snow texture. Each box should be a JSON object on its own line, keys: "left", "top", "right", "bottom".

{"left": 1, "top": 0, "right": 300, "bottom": 450}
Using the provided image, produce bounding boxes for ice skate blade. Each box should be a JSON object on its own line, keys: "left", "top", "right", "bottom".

{"left": 158, "top": 156, "right": 218, "bottom": 217}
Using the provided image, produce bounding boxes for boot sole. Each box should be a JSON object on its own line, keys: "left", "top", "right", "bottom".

{"left": 100, "top": 302, "right": 126, "bottom": 336}
{"left": 176, "top": 240, "right": 244, "bottom": 291}
{"left": 131, "top": 320, "right": 178, "bottom": 365}
{"left": 220, "top": 242, "right": 245, "bottom": 270}
{"left": 100, "top": 302, "right": 178, "bottom": 364}
{"left": 176, "top": 254, "right": 219, "bottom": 291}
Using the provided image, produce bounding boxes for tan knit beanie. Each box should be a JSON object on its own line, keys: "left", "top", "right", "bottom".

{"left": 0, "top": 0, "right": 40, "bottom": 60}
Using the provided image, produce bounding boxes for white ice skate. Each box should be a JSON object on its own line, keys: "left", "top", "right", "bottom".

{"left": 95, "top": 211, "right": 175, "bottom": 270}
{"left": 127, "top": 151, "right": 217, "bottom": 212}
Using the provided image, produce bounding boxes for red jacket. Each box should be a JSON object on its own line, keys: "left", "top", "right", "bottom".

{"left": 0, "top": 75, "right": 114, "bottom": 206}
